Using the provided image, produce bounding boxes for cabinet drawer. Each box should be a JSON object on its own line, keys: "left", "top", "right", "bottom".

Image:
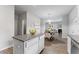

{"left": 25, "top": 37, "right": 39, "bottom": 48}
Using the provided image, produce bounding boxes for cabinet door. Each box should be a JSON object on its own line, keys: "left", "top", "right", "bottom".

{"left": 24, "top": 37, "right": 39, "bottom": 54}
{"left": 38, "top": 35, "right": 45, "bottom": 53}
{"left": 24, "top": 42, "right": 38, "bottom": 54}
{"left": 13, "top": 39, "right": 24, "bottom": 54}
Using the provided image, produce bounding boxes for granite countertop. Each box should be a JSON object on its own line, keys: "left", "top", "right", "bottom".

{"left": 13, "top": 33, "right": 44, "bottom": 42}
{"left": 68, "top": 35, "right": 79, "bottom": 43}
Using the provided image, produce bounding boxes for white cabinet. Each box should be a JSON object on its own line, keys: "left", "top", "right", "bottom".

{"left": 24, "top": 37, "right": 39, "bottom": 54}
{"left": 13, "top": 39, "right": 24, "bottom": 54}
{"left": 24, "top": 44, "right": 38, "bottom": 54}
{"left": 26, "top": 37, "right": 38, "bottom": 48}
{"left": 38, "top": 35, "right": 45, "bottom": 53}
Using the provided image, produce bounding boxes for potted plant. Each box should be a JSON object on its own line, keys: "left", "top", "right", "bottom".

{"left": 29, "top": 28, "right": 36, "bottom": 35}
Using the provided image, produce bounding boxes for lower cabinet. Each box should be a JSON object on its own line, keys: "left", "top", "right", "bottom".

{"left": 13, "top": 39, "right": 24, "bottom": 54}
{"left": 24, "top": 44, "right": 38, "bottom": 54}
{"left": 24, "top": 37, "right": 39, "bottom": 54}
{"left": 13, "top": 35, "right": 45, "bottom": 54}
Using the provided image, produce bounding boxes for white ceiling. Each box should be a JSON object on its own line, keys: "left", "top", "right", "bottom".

{"left": 15, "top": 5, "right": 75, "bottom": 20}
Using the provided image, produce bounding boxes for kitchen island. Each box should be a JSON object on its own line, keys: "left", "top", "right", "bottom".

{"left": 13, "top": 33, "right": 45, "bottom": 54}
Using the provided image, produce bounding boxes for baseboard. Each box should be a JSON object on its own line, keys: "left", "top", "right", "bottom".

{"left": 0, "top": 45, "right": 13, "bottom": 51}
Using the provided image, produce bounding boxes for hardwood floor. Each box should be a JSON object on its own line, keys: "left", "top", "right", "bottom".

{"left": 41, "top": 33, "right": 67, "bottom": 54}
{"left": 41, "top": 39, "right": 67, "bottom": 54}
{"left": 0, "top": 47, "right": 13, "bottom": 54}
{"left": 0, "top": 34, "right": 68, "bottom": 54}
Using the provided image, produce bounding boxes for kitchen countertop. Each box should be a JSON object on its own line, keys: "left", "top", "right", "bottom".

{"left": 13, "top": 33, "right": 44, "bottom": 42}
{"left": 68, "top": 35, "right": 79, "bottom": 43}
